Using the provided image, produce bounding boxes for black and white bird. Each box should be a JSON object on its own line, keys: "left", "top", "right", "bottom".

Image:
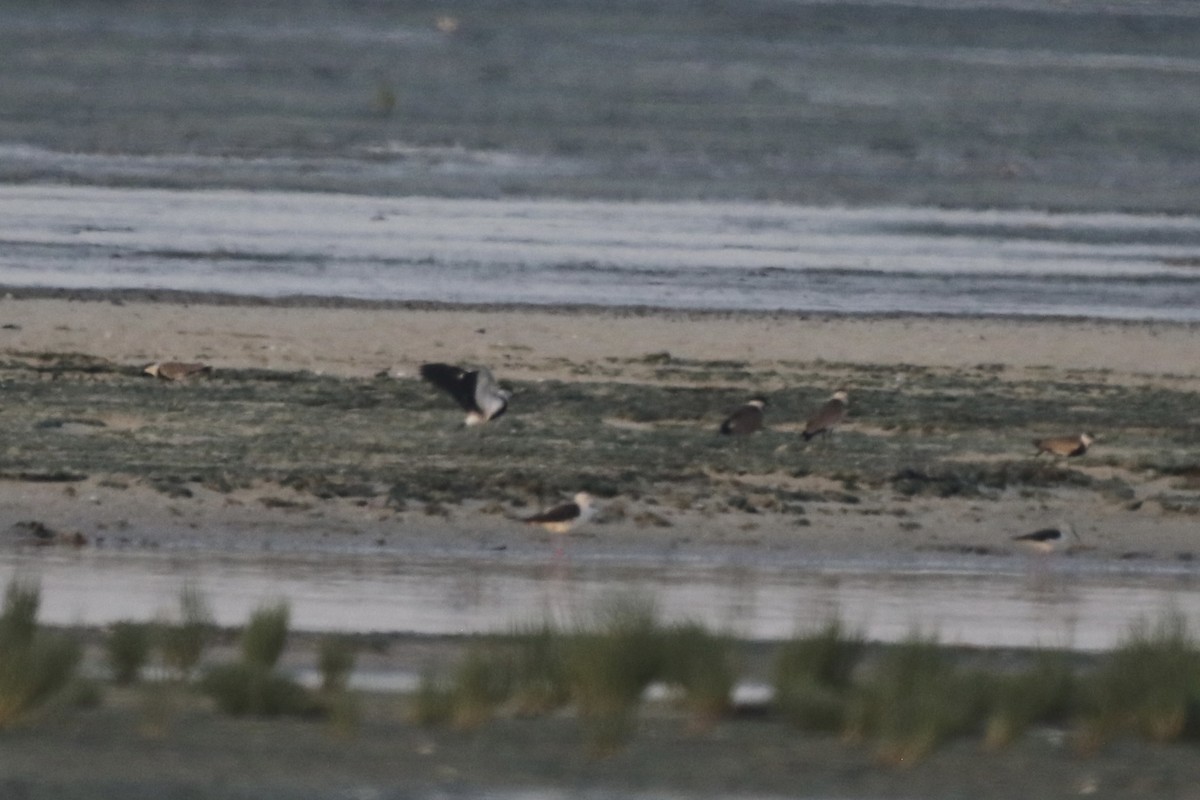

{"left": 719, "top": 397, "right": 768, "bottom": 436}
{"left": 523, "top": 492, "right": 596, "bottom": 535}
{"left": 1033, "top": 433, "right": 1094, "bottom": 458}
{"left": 802, "top": 389, "right": 848, "bottom": 441}
{"left": 419, "top": 362, "right": 511, "bottom": 426}
{"left": 143, "top": 361, "right": 212, "bottom": 381}
{"left": 1012, "top": 522, "right": 1080, "bottom": 553}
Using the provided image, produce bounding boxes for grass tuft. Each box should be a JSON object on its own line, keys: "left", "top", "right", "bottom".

{"left": 201, "top": 662, "right": 313, "bottom": 717}
{"left": 199, "top": 601, "right": 313, "bottom": 717}
{"left": 325, "top": 688, "right": 362, "bottom": 739}
{"left": 0, "top": 578, "right": 40, "bottom": 646}
{"left": 241, "top": 602, "right": 290, "bottom": 669}
{"left": 410, "top": 669, "right": 454, "bottom": 727}
{"left": 566, "top": 596, "right": 665, "bottom": 753}
{"left": 773, "top": 619, "right": 866, "bottom": 732}
{"left": 661, "top": 622, "right": 735, "bottom": 729}
{"left": 0, "top": 578, "right": 82, "bottom": 727}
{"left": 846, "top": 632, "right": 984, "bottom": 766}
{"left": 160, "top": 584, "right": 214, "bottom": 680}
{"left": 106, "top": 621, "right": 155, "bottom": 685}
{"left": 982, "top": 651, "right": 1075, "bottom": 750}
{"left": 449, "top": 646, "right": 512, "bottom": 730}
{"left": 1079, "top": 611, "right": 1200, "bottom": 747}
{"left": 316, "top": 635, "right": 357, "bottom": 694}
{"left": 506, "top": 621, "right": 570, "bottom": 716}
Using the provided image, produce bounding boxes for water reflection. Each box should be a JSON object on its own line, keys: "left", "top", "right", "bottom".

{"left": 3, "top": 548, "right": 1199, "bottom": 651}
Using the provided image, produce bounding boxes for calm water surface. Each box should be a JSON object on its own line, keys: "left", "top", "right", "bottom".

{"left": 6, "top": 548, "right": 1200, "bottom": 652}
{"left": 3, "top": 184, "right": 1200, "bottom": 320}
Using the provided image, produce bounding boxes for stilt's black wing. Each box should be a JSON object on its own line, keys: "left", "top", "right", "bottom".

{"left": 1014, "top": 528, "right": 1061, "bottom": 543}
{"left": 524, "top": 502, "right": 580, "bottom": 524}
{"left": 719, "top": 405, "right": 762, "bottom": 435}
{"left": 420, "top": 363, "right": 480, "bottom": 412}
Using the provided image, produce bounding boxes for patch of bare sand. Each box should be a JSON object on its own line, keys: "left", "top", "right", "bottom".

{"left": 3, "top": 470, "right": 1197, "bottom": 567}
{"left": 2, "top": 297, "right": 1198, "bottom": 384}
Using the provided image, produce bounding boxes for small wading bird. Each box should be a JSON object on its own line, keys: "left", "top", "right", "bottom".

{"left": 719, "top": 397, "right": 768, "bottom": 436}
{"left": 419, "top": 362, "right": 511, "bottom": 426}
{"left": 1032, "top": 432, "right": 1095, "bottom": 458}
{"left": 1013, "top": 522, "right": 1080, "bottom": 554}
{"left": 802, "top": 389, "right": 849, "bottom": 442}
{"left": 523, "top": 492, "right": 596, "bottom": 535}
{"left": 143, "top": 361, "right": 212, "bottom": 381}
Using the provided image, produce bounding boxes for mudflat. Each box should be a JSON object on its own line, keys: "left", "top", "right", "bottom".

{"left": 1, "top": 291, "right": 1197, "bottom": 564}
{"left": 4, "top": 0, "right": 1200, "bottom": 794}
{"left": 2, "top": 292, "right": 1200, "bottom": 798}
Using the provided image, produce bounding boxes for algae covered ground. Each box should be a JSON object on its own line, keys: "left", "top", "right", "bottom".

{"left": 1, "top": 342, "right": 1198, "bottom": 560}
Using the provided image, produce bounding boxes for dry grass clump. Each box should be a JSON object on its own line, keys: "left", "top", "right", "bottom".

{"left": 506, "top": 621, "right": 570, "bottom": 716}
{"left": 15, "top": 571, "right": 1200, "bottom": 765}
{"left": 0, "top": 578, "right": 82, "bottom": 727}
{"left": 240, "top": 602, "right": 290, "bottom": 668}
{"left": 565, "top": 597, "right": 666, "bottom": 752}
{"left": 660, "top": 622, "right": 736, "bottom": 728}
{"left": 400, "top": 606, "right": 1200, "bottom": 763}
{"left": 316, "top": 634, "right": 357, "bottom": 694}
{"left": 200, "top": 602, "right": 313, "bottom": 717}
{"left": 159, "top": 584, "right": 215, "bottom": 680}
{"left": 982, "top": 651, "right": 1076, "bottom": 750}
{"left": 315, "top": 634, "right": 360, "bottom": 736}
{"left": 448, "top": 646, "right": 514, "bottom": 730}
{"left": 201, "top": 661, "right": 312, "bottom": 717}
{"left": 845, "top": 632, "right": 985, "bottom": 766}
{"left": 410, "top": 669, "right": 454, "bottom": 726}
{"left": 409, "top": 598, "right": 735, "bottom": 752}
{"left": 105, "top": 621, "right": 155, "bottom": 685}
{"left": 773, "top": 620, "right": 866, "bottom": 732}
{"left": 410, "top": 638, "right": 526, "bottom": 729}
{"left": 1077, "top": 611, "right": 1200, "bottom": 748}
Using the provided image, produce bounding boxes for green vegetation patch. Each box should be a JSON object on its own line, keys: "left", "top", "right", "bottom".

{"left": 0, "top": 354, "right": 1194, "bottom": 515}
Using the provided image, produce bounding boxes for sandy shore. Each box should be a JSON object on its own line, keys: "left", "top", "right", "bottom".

{"left": 3, "top": 293, "right": 1198, "bottom": 379}
{"left": 0, "top": 292, "right": 1196, "bottom": 568}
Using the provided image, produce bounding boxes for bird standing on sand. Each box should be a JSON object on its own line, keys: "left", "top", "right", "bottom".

{"left": 523, "top": 492, "right": 596, "bottom": 535}
{"left": 143, "top": 361, "right": 212, "bottom": 381}
{"left": 802, "top": 389, "right": 848, "bottom": 441}
{"left": 419, "top": 362, "right": 511, "bottom": 426}
{"left": 719, "top": 397, "right": 768, "bottom": 436}
{"left": 1032, "top": 433, "right": 1094, "bottom": 458}
{"left": 1012, "top": 522, "right": 1080, "bottom": 553}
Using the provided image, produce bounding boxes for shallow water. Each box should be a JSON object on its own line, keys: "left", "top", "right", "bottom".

{"left": 6, "top": 547, "right": 1200, "bottom": 651}
{"left": 3, "top": 184, "right": 1200, "bottom": 321}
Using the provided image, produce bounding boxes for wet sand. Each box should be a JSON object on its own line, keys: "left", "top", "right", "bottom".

{"left": 6, "top": 694, "right": 1200, "bottom": 800}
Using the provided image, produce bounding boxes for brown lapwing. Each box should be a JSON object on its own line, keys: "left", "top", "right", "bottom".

{"left": 1032, "top": 433, "right": 1094, "bottom": 459}
{"left": 802, "top": 389, "right": 848, "bottom": 442}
